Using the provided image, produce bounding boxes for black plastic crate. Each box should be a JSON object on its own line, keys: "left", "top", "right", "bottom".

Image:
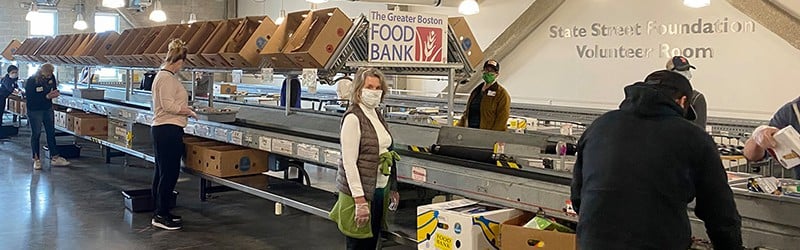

{"left": 0, "top": 126, "right": 18, "bottom": 138}
{"left": 122, "top": 189, "right": 178, "bottom": 213}
{"left": 44, "top": 144, "right": 82, "bottom": 159}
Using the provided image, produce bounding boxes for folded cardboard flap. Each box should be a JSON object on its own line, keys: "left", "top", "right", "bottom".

{"left": 261, "top": 10, "right": 308, "bottom": 55}
{"left": 2, "top": 40, "right": 21, "bottom": 61}
{"left": 287, "top": 17, "right": 320, "bottom": 53}
{"left": 224, "top": 16, "right": 264, "bottom": 52}
{"left": 202, "top": 19, "right": 241, "bottom": 54}
{"left": 157, "top": 24, "right": 190, "bottom": 54}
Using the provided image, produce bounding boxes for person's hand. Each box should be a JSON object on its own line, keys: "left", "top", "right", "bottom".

{"left": 12, "top": 89, "right": 19, "bottom": 95}
{"left": 354, "top": 196, "right": 370, "bottom": 228}
{"left": 46, "top": 90, "right": 60, "bottom": 99}
{"left": 753, "top": 125, "right": 779, "bottom": 149}
{"left": 389, "top": 191, "right": 400, "bottom": 211}
{"left": 181, "top": 106, "right": 197, "bottom": 119}
{"left": 188, "top": 110, "right": 198, "bottom": 119}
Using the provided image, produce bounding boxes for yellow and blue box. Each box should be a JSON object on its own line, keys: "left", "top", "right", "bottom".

{"left": 417, "top": 199, "right": 522, "bottom": 250}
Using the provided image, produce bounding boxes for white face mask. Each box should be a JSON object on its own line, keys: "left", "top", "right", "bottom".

{"left": 360, "top": 89, "right": 383, "bottom": 108}
{"left": 674, "top": 70, "right": 692, "bottom": 81}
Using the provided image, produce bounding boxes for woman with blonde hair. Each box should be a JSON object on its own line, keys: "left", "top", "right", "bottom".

{"left": 25, "top": 63, "right": 70, "bottom": 170}
{"left": 150, "top": 39, "right": 196, "bottom": 230}
{"left": 330, "top": 68, "right": 400, "bottom": 250}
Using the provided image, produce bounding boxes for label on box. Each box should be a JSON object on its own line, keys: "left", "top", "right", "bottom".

{"left": 231, "top": 131, "right": 243, "bottom": 145}
{"left": 412, "top": 166, "right": 427, "bottom": 183}
{"left": 119, "top": 110, "right": 133, "bottom": 120}
{"left": 324, "top": 150, "right": 341, "bottom": 165}
{"left": 297, "top": 144, "right": 320, "bottom": 161}
{"left": 273, "top": 139, "right": 293, "bottom": 155}
{"left": 262, "top": 68, "right": 274, "bottom": 84}
{"left": 195, "top": 125, "right": 209, "bottom": 136}
{"left": 115, "top": 127, "right": 127, "bottom": 137}
{"left": 183, "top": 125, "right": 195, "bottom": 135}
{"left": 258, "top": 136, "right": 272, "bottom": 151}
{"left": 214, "top": 128, "right": 229, "bottom": 141}
{"left": 434, "top": 233, "right": 453, "bottom": 250}
{"left": 232, "top": 70, "right": 243, "bottom": 84}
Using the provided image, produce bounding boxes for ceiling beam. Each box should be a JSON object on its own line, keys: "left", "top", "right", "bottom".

{"left": 726, "top": 0, "right": 800, "bottom": 51}
{"left": 457, "top": 0, "right": 565, "bottom": 94}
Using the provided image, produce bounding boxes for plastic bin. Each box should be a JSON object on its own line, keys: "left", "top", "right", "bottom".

{"left": 122, "top": 189, "right": 178, "bottom": 213}
{"left": 43, "top": 144, "right": 82, "bottom": 159}
{"left": 0, "top": 125, "right": 18, "bottom": 137}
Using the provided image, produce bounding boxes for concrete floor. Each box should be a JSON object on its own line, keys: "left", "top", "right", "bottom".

{"left": 0, "top": 119, "right": 412, "bottom": 250}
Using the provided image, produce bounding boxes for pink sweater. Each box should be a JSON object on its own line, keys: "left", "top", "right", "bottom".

{"left": 151, "top": 70, "right": 189, "bottom": 127}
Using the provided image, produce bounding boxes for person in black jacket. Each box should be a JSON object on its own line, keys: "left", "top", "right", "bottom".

{"left": 570, "top": 70, "right": 742, "bottom": 250}
{"left": 0, "top": 65, "right": 19, "bottom": 120}
{"left": 25, "top": 64, "right": 70, "bottom": 170}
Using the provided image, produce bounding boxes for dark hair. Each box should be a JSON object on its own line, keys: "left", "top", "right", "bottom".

{"left": 644, "top": 70, "right": 692, "bottom": 100}
{"left": 7, "top": 65, "right": 17, "bottom": 73}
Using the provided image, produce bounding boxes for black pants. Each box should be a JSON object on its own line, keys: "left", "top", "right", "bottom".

{"left": 151, "top": 124, "right": 184, "bottom": 216}
{"left": 346, "top": 188, "right": 385, "bottom": 250}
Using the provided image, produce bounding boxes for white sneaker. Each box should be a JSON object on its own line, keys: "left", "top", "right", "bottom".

{"left": 33, "top": 160, "right": 42, "bottom": 170}
{"left": 51, "top": 156, "right": 70, "bottom": 167}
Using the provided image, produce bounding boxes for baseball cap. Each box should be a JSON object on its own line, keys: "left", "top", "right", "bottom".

{"left": 644, "top": 70, "right": 697, "bottom": 121}
{"left": 483, "top": 59, "right": 500, "bottom": 72}
{"left": 666, "top": 56, "right": 696, "bottom": 71}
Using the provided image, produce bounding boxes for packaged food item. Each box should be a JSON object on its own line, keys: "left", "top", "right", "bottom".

{"left": 523, "top": 215, "right": 575, "bottom": 233}
{"left": 768, "top": 126, "right": 800, "bottom": 169}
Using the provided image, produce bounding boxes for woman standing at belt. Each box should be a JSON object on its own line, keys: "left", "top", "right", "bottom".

{"left": 330, "top": 68, "right": 400, "bottom": 250}
{"left": 150, "top": 39, "right": 196, "bottom": 230}
{"left": 25, "top": 63, "right": 70, "bottom": 170}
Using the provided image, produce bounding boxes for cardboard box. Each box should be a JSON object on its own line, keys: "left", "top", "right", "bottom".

{"left": 61, "top": 33, "right": 90, "bottom": 64}
{"left": 83, "top": 31, "right": 120, "bottom": 65}
{"left": 39, "top": 35, "right": 66, "bottom": 63}
{"left": 70, "top": 33, "right": 97, "bottom": 64}
{"left": 149, "top": 24, "right": 187, "bottom": 65}
{"left": 200, "top": 19, "right": 242, "bottom": 67}
{"left": 111, "top": 28, "right": 148, "bottom": 66}
{"left": 66, "top": 112, "right": 93, "bottom": 132}
{"left": 449, "top": 17, "right": 484, "bottom": 70}
{"left": 107, "top": 28, "right": 138, "bottom": 65}
{"left": 417, "top": 199, "right": 523, "bottom": 250}
{"left": 29, "top": 37, "right": 53, "bottom": 62}
{"left": 284, "top": 8, "right": 352, "bottom": 69}
{"left": 107, "top": 118, "right": 151, "bottom": 148}
{"left": 132, "top": 26, "right": 168, "bottom": 66}
{"left": 221, "top": 16, "right": 278, "bottom": 68}
{"left": 186, "top": 21, "right": 221, "bottom": 68}
{"left": 500, "top": 213, "right": 577, "bottom": 250}
{"left": 13, "top": 37, "right": 42, "bottom": 61}
{"left": 55, "top": 34, "right": 83, "bottom": 64}
{"left": 184, "top": 140, "right": 226, "bottom": 170}
{"left": 769, "top": 126, "right": 800, "bottom": 169}
{"left": 54, "top": 110, "right": 67, "bottom": 129}
{"left": 73, "top": 115, "right": 108, "bottom": 136}
{"left": 19, "top": 101, "right": 25, "bottom": 115}
{"left": 261, "top": 10, "right": 309, "bottom": 69}
{"left": 2, "top": 40, "right": 21, "bottom": 61}
{"left": 201, "top": 145, "right": 268, "bottom": 177}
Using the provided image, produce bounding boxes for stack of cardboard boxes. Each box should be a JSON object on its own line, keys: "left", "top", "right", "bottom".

{"left": 183, "top": 136, "right": 268, "bottom": 178}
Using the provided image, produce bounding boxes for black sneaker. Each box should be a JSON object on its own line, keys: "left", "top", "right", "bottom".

{"left": 152, "top": 215, "right": 182, "bottom": 230}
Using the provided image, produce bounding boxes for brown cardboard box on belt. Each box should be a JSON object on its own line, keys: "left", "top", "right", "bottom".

{"left": 449, "top": 17, "right": 484, "bottom": 69}
{"left": 284, "top": 7, "right": 352, "bottom": 69}
{"left": 261, "top": 10, "right": 309, "bottom": 69}
{"left": 2, "top": 40, "right": 21, "bottom": 61}
{"left": 200, "top": 19, "right": 242, "bottom": 68}
{"left": 83, "top": 31, "right": 120, "bottom": 65}
{"left": 184, "top": 140, "right": 227, "bottom": 171}
{"left": 141, "top": 25, "right": 179, "bottom": 66}
{"left": 200, "top": 145, "right": 268, "bottom": 178}
{"left": 221, "top": 16, "right": 278, "bottom": 68}
{"left": 131, "top": 27, "right": 164, "bottom": 66}
{"left": 186, "top": 21, "right": 221, "bottom": 68}
{"left": 499, "top": 212, "right": 577, "bottom": 250}
{"left": 154, "top": 24, "right": 190, "bottom": 64}
{"left": 72, "top": 115, "right": 108, "bottom": 136}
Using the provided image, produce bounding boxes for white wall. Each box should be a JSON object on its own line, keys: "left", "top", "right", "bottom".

{"left": 237, "top": 0, "right": 391, "bottom": 18}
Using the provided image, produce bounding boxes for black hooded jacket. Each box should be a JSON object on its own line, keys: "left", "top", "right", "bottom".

{"left": 0, "top": 74, "right": 17, "bottom": 97}
{"left": 570, "top": 83, "right": 742, "bottom": 250}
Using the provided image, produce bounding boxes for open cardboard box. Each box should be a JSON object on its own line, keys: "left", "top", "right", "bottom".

{"left": 120, "top": 28, "right": 151, "bottom": 66}
{"left": 184, "top": 140, "right": 227, "bottom": 171}
{"left": 221, "top": 16, "right": 277, "bottom": 68}
{"left": 55, "top": 34, "right": 82, "bottom": 64}
{"left": 83, "top": 31, "right": 120, "bottom": 65}
{"left": 131, "top": 27, "right": 164, "bottom": 66}
{"left": 417, "top": 199, "right": 523, "bottom": 250}
{"left": 449, "top": 17, "right": 484, "bottom": 70}
{"left": 200, "top": 19, "right": 242, "bottom": 68}
{"left": 141, "top": 25, "right": 179, "bottom": 66}
{"left": 154, "top": 24, "right": 191, "bottom": 64}
{"left": 148, "top": 24, "right": 187, "bottom": 65}
{"left": 2, "top": 40, "right": 21, "bottom": 61}
{"left": 500, "top": 212, "right": 577, "bottom": 250}
{"left": 61, "top": 33, "right": 91, "bottom": 64}
{"left": 261, "top": 10, "right": 309, "bottom": 69}
{"left": 70, "top": 33, "right": 97, "bottom": 64}
{"left": 186, "top": 21, "right": 221, "bottom": 68}
{"left": 38, "top": 35, "right": 65, "bottom": 63}
{"left": 107, "top": 28, "right": 143, "bottom": 65}
{"left": 284, "top": 7, "right": 352, "bottom": 69}
{"left": 13, "top": 37, "right": 39, "bottom": 61}
{"left": 27, "top": 37, "right": 51, "bottom": 62}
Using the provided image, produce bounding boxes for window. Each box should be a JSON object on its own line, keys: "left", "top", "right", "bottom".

{"left": 94, "top": 13, "right": 119, "bottom": 33}
{"left": 29, "top": 10, "right": 57, "bottom": 37}
{"left": 95, "top": 13, "right": 121, "bottom": 82}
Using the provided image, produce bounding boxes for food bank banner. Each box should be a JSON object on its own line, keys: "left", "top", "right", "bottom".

{"left": 368, "top": 10, "right": 448, "bottom": 64}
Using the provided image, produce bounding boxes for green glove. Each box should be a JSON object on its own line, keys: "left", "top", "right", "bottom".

{"left": 379, "top": 151, "right": 400, "bottom": 176}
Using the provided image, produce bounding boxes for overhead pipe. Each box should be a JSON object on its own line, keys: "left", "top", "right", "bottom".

{"left": 346, "top": 0, "right": 447, "bottom": 7}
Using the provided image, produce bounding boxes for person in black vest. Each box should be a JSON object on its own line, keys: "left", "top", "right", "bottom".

{"left": 25, "top": 64, "right": 70, "bottom": 170}
{"left": 1, "top": 65, "right": 20, "bottom": 122}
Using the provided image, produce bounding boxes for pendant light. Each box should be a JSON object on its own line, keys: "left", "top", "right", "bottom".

{"left": 683, "top": 0, "right": 710, "bottom": 8}
{"left": 275, "top": 0, "right": 286, "bottom": 25}
{"left": 458, "top": 0, "right": 480, "bottom": 15}
{"left": 306, "top": 0, "right": 327, "bottom": 4}
{"left": 187, "top": 0, "right": 197, "bottom": 24}
{"left": 25, "top": 2, "right": 39, "bottom": 21}
{"left": 149, "top": 0, "right": 167, "bottom": 22}
{"left": 102, "top": 0, "right": 126, "bottom": 8}
{"left": 73, "top": 1, "right": 88, "bottom": 30}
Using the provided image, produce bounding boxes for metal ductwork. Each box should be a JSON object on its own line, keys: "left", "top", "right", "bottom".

{"left": 346, "top": 0, "right": 458, "bottom": 7}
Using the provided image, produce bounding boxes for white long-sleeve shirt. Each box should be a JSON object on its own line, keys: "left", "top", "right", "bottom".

{"left": 340, "top": 104, "right": 392, "bottom": 198}
{"left": 152, "top": 70, "right": 189, "bottom": 127}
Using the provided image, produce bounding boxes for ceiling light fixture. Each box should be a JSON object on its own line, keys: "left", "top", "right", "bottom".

{"left": 149, "top": 0, "right": 167, "bottom": 22}
{"left": 458, "top": 0, "right": 480, "bottom": 15}
{"left": 25, "top": 2, "right": 39, "bottom": 21}
{"left": 306, "top": 0, "right": 328, "bottom": 4}
{"left": 101, "top": 0, "right": 125, "bottom": 8}
{"left": 275, "top": 0, "right": 286, "bottom": 25}
{"left": 187, "top": 0, "right": 197, "bottom": 24}
{"left": 74, "top": 13, "right": 88, "bottom": 30}
{"left": 683, "top": 0, "right": 710, "bottom": 8}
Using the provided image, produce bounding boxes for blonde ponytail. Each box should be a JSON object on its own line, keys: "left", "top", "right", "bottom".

{"left": 164, "top": 39, "right": 187, "bottom": 65}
